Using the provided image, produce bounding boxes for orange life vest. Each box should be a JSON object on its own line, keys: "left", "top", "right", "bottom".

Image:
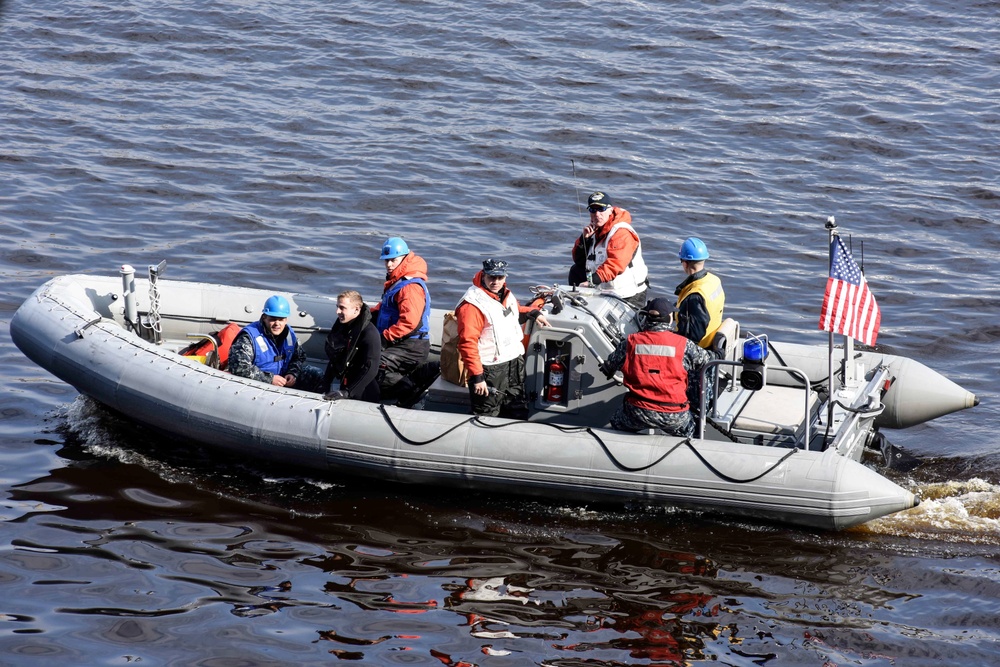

{"left": 181, "top": 322, "right": 241, "bottom": 370}
{"left": 621, "top": 329, "right": 689, "bottom": 413}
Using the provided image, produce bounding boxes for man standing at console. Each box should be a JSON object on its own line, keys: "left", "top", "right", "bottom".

{"left": 456, "top": 258, "right": 549, "bottom": 418}
{"left": 568, "top": 191, "right": 649, "bottom": 308}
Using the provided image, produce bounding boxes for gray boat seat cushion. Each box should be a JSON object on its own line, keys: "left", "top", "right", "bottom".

{"left": 733, "top": 385, "right": 819, "bottom": 435}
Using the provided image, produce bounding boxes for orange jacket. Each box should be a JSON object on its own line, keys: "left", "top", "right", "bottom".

{"left": 571, "top": 207, "right": 639, "bottom": 284}
{"left": 455, "top": 271, "right": 533, "bottom": 378}
{"left": 370, "top": 252, "right": 430, "bottom": 343}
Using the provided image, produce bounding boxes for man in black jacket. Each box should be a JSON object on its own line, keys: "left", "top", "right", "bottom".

{"left": 323, "top": 290, "right": 382, "bottom": 403}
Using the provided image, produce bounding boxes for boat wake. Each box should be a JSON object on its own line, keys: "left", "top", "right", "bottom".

{"left": 60, "top": 396, "right": 154, "bottom": 468}
{"left": 859, "top": 478, "right": 1000, "bottom": 544}
{"left": 59, "top": 396, "right": 347, "bottom": 510}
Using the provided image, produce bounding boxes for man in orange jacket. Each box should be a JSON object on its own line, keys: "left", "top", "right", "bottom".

{"left": 370, "top": 237, "right": 439, "bottom": 406}
{"left": 456, "top": 258, "right": 549, "bottom": 418}
{"left": 569, "top": 191, "right": 649, "bottom": 308}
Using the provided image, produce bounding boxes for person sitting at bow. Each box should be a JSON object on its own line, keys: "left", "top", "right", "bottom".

{"left": 228, "top": 295, "right": 324, "bottom": 390}
{"left": 602, "top": 297, "right": 721, "bottom": 437}
{"left": 568, "top": 190, "right": 649, "bottom": 308}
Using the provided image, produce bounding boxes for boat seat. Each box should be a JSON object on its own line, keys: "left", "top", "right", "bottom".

{"left": 714, "top": 318, "right": 740, "bottom": 361}
{"left": 730, "top": 384, "right": 819, "bottom": 445}
{"left": 422, "top": 375, "right": 472, "bottom": 413}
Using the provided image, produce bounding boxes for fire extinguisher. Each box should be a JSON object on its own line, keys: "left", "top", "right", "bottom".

{"left": 546, "top": 356, "right": 566, "bottom": 403}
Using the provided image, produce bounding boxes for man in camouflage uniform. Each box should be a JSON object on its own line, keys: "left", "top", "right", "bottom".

{"left": 602, "top": 297, "right": 719, "bottom": 438}
{"left": 228, "top": 295, "right": 325, "bottom": 392}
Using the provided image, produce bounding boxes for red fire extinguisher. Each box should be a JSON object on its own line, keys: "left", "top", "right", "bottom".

{"left": 546, "top": 357, "right": 566, "bottom": 403}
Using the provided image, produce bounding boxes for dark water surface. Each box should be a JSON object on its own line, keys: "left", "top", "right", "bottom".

{"left": 2, "top": 0, "right": 999, "bottom": 664}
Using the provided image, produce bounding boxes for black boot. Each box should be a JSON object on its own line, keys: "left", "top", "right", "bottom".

{"left": 396, "top": 362, "right": 441, "bottom": 409}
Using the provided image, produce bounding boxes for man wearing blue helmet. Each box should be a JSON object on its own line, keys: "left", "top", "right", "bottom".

{"left": 229, "top": 294, "right": 324, "bottom": 390}
{"left": 370, "top": 237, "right": 439, "bottom": 406}
{"left": 674, "top": 237, "right": 726, "bottom": 348}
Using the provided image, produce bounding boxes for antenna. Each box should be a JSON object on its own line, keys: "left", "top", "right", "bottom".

{"left": 571, "top": 159, "right": 593, "bottom": 285}
{"left": 571, "top": 159, "right": 584, "bottom": 225}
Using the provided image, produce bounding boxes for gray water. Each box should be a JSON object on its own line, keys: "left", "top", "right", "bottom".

{"left": 2, "top": 0, "right": 999, "bottom": 664}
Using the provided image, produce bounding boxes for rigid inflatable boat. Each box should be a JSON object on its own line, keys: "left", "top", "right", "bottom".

{"left": 11, "top": 262, "right": 978, "bottom": 530}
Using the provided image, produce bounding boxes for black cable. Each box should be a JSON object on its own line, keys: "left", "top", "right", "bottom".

{"left": 768, "top": 343, "right": 831, "bottom": 393}
{"left": 471, "top": 416, "right": 684, "bottom": 472}
{"left": 828, "top": 399, "right": 883, "bottom": 417}
{"left": 818, "top": 399, "right": 883, "bottom": 450}
{"left": 378, "top": 404, "right": 479, "bottom": 446}
{"left": 681, "top": 439, "right": 798, "bottom": 484}
{"left": 704, "top": 418, "right": 740, "bottom": 443}
{"left": 378, "top": 406, "right": 797, "bottom": 483}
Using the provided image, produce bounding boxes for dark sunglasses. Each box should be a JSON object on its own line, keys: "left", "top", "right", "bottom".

{"left": 588, "top": 205, "right": 609, "bottom": 213}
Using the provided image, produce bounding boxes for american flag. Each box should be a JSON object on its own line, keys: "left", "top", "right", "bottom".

{"left": 818, "top": 236, "right": 881, "bottom": 345}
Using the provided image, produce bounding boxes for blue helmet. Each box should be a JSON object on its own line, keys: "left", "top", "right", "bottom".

{"left": 380, "top": 237, "right": 410, "bottom": 260}
{"left": 262, "top": 295, "right": 291, "bottom": 318}
{"left": 679, "top": 237, "right": 710, "bottom": 261}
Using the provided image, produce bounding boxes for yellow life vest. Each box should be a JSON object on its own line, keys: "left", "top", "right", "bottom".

{"left": 676, "top": 271, "right": 725, "bottom": 348}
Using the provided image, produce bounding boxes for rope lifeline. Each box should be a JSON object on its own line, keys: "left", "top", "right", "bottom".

{"left": 377, "top": 405, "right": 797, "bottom": 483}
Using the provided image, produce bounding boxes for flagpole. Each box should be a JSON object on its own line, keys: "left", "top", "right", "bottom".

{"left": 824, "top": 216, "right": 838, "bottom": 428}
{"left": 842, "top": 235, "right": 854, "bottom": 386}
{"left": 819, "top": 216, "right": 882, "bottom": 419}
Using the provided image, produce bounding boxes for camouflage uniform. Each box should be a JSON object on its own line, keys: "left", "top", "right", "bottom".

{"left": 228, "top": 329, "right": 325, "bottom": 391}
{"left": 610, "top": 401, "right": 696, "bottom": 438}
{"left": 604, "top": 322, "right": 717, "bottom": 437}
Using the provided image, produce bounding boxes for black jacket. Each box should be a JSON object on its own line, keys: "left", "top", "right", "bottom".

{"left": 323, "top": 304, "right": 381, "bottom": 402}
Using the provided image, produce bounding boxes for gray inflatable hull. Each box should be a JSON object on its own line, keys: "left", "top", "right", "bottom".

{"left": 12, "top": 275, "right": 923, "bottom": 530}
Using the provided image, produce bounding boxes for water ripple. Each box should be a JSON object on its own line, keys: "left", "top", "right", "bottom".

{"left": 3, "top": 0, "right": 999, "bottom": 663}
